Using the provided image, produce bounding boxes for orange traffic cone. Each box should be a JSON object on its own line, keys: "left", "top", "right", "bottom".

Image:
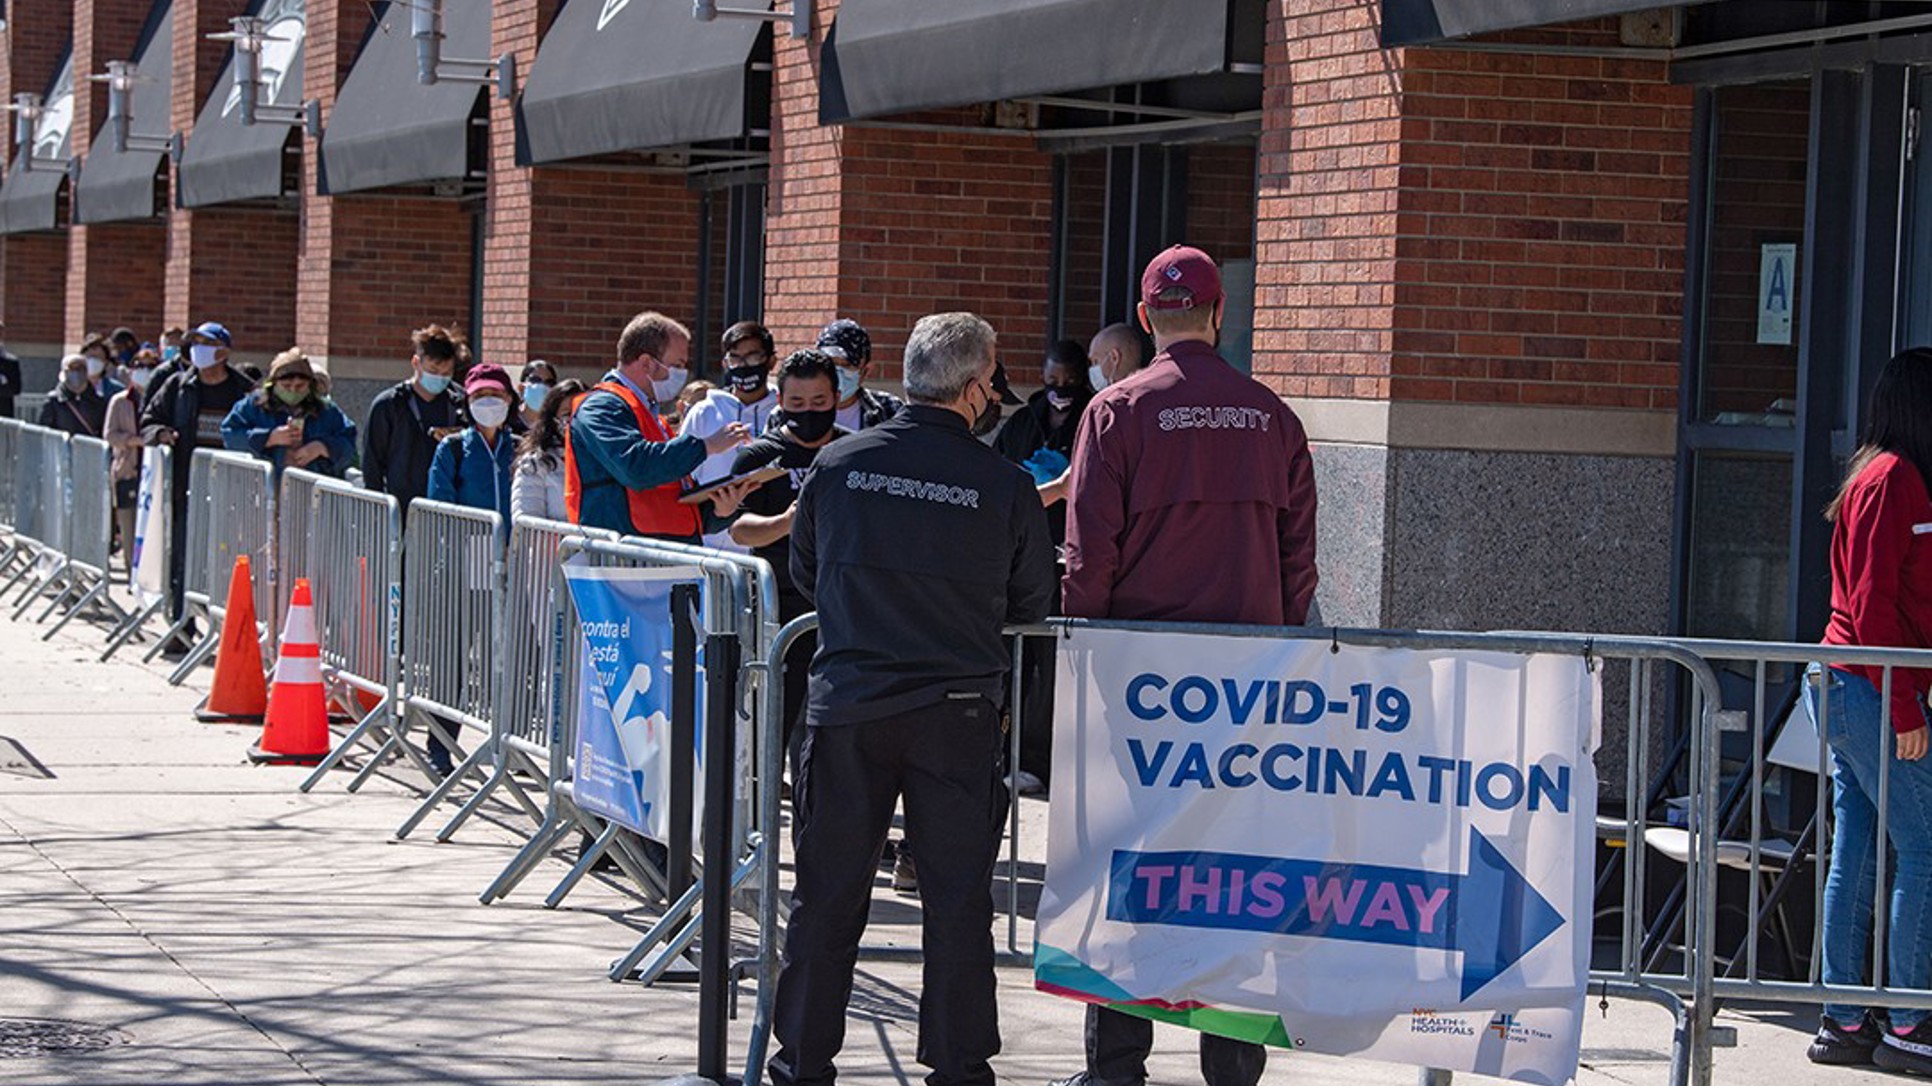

{"left": 249, "top": 579, "right": 331, "bottom": 765}
{"left": 194, "top": 555, "right": 268, "bottom": 723}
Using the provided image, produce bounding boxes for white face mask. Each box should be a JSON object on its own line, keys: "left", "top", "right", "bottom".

{"left": 652, "top": 366, "right": 688, "bottom": 403}
{"left": 470, "top": 398, "right": 511, "bottom": 430}
{"left": 190, "top": 344, "right": 222, "bottom": 370}
{"left": 130, "top": 367, "right": 154, "bottom": 391}
{"left": 1088, "top": 363, "right": 1109, "bottom": 392}
{"left": 85, "top": 356, "right": 106, "bottom": 379}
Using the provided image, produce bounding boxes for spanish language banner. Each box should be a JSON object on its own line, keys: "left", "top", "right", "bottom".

{"left": 562, "top": 563, "right": 705, "bottom": 848}
{"left": 1034, "top": 627, "right": 1598, "bottom": 1084}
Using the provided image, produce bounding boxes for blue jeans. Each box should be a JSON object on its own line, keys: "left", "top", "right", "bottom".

{"left": 1805, "top": 665, "right": 1932, "bottom": 1029}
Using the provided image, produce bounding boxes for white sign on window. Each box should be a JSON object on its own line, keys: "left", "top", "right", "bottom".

{"left": 1758, "top": 243, "right": 1796, "bottom": 346}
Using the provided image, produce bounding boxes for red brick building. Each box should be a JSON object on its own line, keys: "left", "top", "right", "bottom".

{"left": 0, "top": 0, "right": 1913, "bottom": 644}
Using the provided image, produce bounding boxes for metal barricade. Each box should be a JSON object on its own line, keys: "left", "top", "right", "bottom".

{"left": 40, "top": 435, "right": 130, "bottom": 639}
{"left": 298, "top": 479, "right": 406, "bottom": 793}
{"left": 393, "top": 499, "right": 528, "bottom": 838}
{"left": 276, "top": 467, "right": 328, "bottom": 637}
{"left": 15, "top": 392, "right": 49, "bottom": 422}
{"left": 166, "top": 452, "right": 275, "bottom": 684}
{"left": 101, "top": 443, "right": 172, "bottom": 661}
{"left": 149, "top": 449, "right": 214, "bottom": 670}
{"left": 4, "top": 426, "right": 70, "bottom": 618}
{"left": 0, "top": 419, "right": 28, "bottom": 579}
{"left": 735, "top": 619, "right": 1726, "bottom": 1086}
{"left": 524, "top": 535, "right": 777, "bottom": 982}
{"left": 1632, "top": 640, "right": 1932, "bottom": 1046}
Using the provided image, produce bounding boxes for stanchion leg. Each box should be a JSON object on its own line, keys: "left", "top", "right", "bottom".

{"left": 34, "top": 575, "right": 78, "bottom": 624}
{"left": 612, "top": 907, "right": 703, "bottom": 985}
{"left": 480, "top": 811, "right": 577, "bottom": 904}
{"left": 1419, "top": 1070, "right": 1453, "bottom": 1086}
{"left": 300, "top": 696, "right": 391, "bottom": 791}
{"left": 545, "top": 821, "right": 623, "bottom": 908}
{"left": 346, "top": 731, "right": 409, "bottom": 792}
{"left": 10, "top": 567, "right": 59, "bottom": 619}
{"left": 166, "top": 626, "right": 220, "bottom": 685}
{"left": 101, "top": 598, "right": 164, "bottom": 662}
{"left": 434, "top": 760, "right": 511, "bottom": 843}
{"left": 141, "top": 610, "right": 194, "bottom": 664}
{"left": 43, "top": 578, "right": 106, "bottom": 640}
{"left": 395, "top": 740, "right": 490, "bottom": 840}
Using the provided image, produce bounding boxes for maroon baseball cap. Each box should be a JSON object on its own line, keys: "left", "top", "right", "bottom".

{"left": 464, "top": 362, "right": 515, "bottom": 399}
{"left": 1140, "top": 245, "right": 1223, "bottom": 311}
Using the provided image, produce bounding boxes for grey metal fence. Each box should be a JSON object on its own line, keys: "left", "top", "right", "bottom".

{"left": 39, "top": 435, "right": 128, "bottom": 639}
{"left": 5, "top": 426, "right": 69, "bottom": 619}
{"left": 100, "top": 443, "right": 171, "bottom": 661}
{"left": 276, "top": 467, "right": 329, "bottom": 638}
{"left": 298, "top": 479, "right": 406, "bottom": 793}
{"left": 393, "top": 499, "right": 525, "bottom": 839}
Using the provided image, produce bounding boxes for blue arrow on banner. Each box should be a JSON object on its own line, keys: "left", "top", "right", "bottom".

{"left": 1105, "top": 828, "right": 1563, "bottom": 1000}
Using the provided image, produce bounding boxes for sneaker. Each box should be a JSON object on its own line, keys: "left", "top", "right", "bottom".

{"left": 1046, "top": 1075, "right": 1097, "bottom": 1086}
{"left": 425, "top": 752, "right": 455, "bottom": 781}
{"left": 1874, "top": 1017, "right": 1932, "bottom": 1075}
{"left": 893, "top": 848, "right": 919, "bottom": 896}
{"left": 1809, "top": 1012, "right": 1884, "bottom": 1065}
{"left": 1007, "top": 768, "right": 1047, "bottom": 797}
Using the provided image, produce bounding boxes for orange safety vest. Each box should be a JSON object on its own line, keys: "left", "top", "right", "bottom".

{"left": 563, "top": 380, "right": 703, "bottom": 539}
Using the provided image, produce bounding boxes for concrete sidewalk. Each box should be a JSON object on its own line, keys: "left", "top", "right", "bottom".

{"left": 0, "top": 596, "right": 1890, "bottom": 1085}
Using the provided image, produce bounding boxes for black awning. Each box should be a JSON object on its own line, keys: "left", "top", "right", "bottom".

{"left": 517, "top": 0, "right": 765, "bottom": 164}
{"left": 317, "top": 0, "right": 487, "bottom": 194}
{"left": 0, "top": 53, "right": 75, "bottom": 235}
{"left": 819, "top": 0, "right": 1240, "bottom": 124}
{"left": 177, "top": 0, "right": 307, "bottom": 208}
{"left": 1380, "top": 0, "right": 1677, "bottom": 46}
{"left": 74, "top": 2, "right": 175, "bottom": 224}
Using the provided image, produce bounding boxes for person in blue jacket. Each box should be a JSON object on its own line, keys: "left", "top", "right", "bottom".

{"left": 220, "top": 348, "right": 358, "bottom": 479}
{"left": 428, "top": 362, "right": 516, "bottom": 524}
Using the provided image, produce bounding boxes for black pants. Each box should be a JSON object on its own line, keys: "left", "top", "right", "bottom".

{"left": 770, "top": 700, "right": 1005, "bottom": 1086}
{"left": 1084, "top": 1005, "right": 1266, "bottom": 1086}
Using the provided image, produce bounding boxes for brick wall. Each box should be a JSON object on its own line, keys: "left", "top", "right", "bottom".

{"left": 523, "top": 166, "right": 700, "bottom": 375}
{"left": 1390, "top": 29, "right": 1692, "bottom": 409}
{"left": 1253, "top": 3, "right": 1693, "bottom": 410}
{"left": 297, "top": 0, "right": 474, "bottom": 375}
{"left": 0, "top": 0, "right": 74, "bottom": 351}
{"left": 764, "top": 0, "right": 1054, "bottom": 384}
{"left": 476, "top": 0, "right": 558, "bottom": 369}
{"left": 761, "top": 0, "right": 843, "bottom": 362}
{"left": 163, "top": 0, "right": 295, "bottom": 350}
{"left": 1253, "top": 0, "right": 1401, "bottom": 402}
{"left": 1187, "top": 142, "right": 1257, "bottom": 264}
{"left": 66, "top": 0, "right": 165, "bottom": 345}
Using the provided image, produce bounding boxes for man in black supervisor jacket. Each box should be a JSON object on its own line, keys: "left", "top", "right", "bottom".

{"left": 770, "top": 311, "right": 1056, "bottom": 1086}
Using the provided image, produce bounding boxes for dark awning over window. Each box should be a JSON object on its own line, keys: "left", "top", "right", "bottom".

{"left": 819, "top": 0, "right": 1244, "bottom": 124}
{"left": 0, "top": 53, "right": 75, "bottom": 235}
{"left": 517, "top": 0, "right": 766, "bottom": 164}
{"left": 177, "top": 0, "right": 307, "bottom": 208}
{"left": 1380, "top": 0, "right": 1676, "bottom": 47}
{"left": 318, "top": 0, "right": 486, "bottom": 194}
{"left": 75, "top": 2, "right": 175, "bottom": 224}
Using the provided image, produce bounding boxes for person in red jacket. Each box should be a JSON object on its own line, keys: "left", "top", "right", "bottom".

{"left": 1805, "top": 346, "right": 1932, "bottom": 1072}
{"left": 1053, "top": 245, "right": 1317, "bottom": 1086}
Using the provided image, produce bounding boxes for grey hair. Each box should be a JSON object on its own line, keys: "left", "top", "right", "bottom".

{"left": 60, "top": 352, "right": 87, "bottom": 371}
{"left": 903, "top": 312, "right": 996, "bottom": 404}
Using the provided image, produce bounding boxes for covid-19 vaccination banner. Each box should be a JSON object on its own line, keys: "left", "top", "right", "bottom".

{"left": 1034, "top": 627, "right": 1598, "bottom": 1085}
{"left": 562, "top": 564, "right": 705, "bottom": 848}
{"left": 131, "top": 451, "right": 167, "bottom": 609}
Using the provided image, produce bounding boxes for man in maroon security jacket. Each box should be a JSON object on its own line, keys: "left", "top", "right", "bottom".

{"left": 1054, "top": 245, "right": 1318, "bottom": 1086}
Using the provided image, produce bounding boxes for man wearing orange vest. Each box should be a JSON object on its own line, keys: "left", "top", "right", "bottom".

{"left": 565, "top": 311, "right": 755, "bottom": 541}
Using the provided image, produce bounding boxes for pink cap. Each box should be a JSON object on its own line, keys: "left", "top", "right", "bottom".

{"left": 1140, "top": 245, "right": 1223, "bottom": 311}
{"left": 464, "top": 362, "right": 514, "bottom": 399}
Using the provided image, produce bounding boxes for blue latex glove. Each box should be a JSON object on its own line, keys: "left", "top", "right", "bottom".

{"left": 1023, "top": 447, "right": 1070, "bottom": 486}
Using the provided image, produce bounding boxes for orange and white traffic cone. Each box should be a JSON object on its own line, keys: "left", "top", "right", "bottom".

{"left": 194, "top": 555, "right": 268, "bottom": 723}
{"left": 248, "top": 578, "right": 331, "bottom": 766}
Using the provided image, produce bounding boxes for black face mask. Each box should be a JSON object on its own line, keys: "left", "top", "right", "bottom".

{"left": 787, "top": 408, "right": 837, "bottom": 444}
{"left": 970, "top": 383, "right": 1002, "bottom": 437}
{"left": 726, "top": 365, "right": 768, "bottom": 394}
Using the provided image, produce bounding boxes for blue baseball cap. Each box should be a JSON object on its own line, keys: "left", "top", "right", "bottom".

{"left": 190, "top": 321, "right": 232, "bottom": 347}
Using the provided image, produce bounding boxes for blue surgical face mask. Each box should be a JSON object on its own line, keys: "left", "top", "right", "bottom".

{"left": 1088, "top": 363, "right": 1109, "bottom": 393}
{"left": 161, "top": 345, "right": 180, "bottom": 364}
{"left": 418, "top": 371, "right": 452, "bottom": 396}
{"left": 523, "top": 382, "right": 550, "bottom": 412}
{"left": 836, "top": 366, "right": 863, "bottom": 401}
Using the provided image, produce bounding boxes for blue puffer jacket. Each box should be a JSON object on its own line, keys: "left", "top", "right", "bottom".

{"left": 220, "top": 391, "right": 358, "bottom": 478}
{"left": 427, "top": 427, "right": 515, "bottom": 523}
